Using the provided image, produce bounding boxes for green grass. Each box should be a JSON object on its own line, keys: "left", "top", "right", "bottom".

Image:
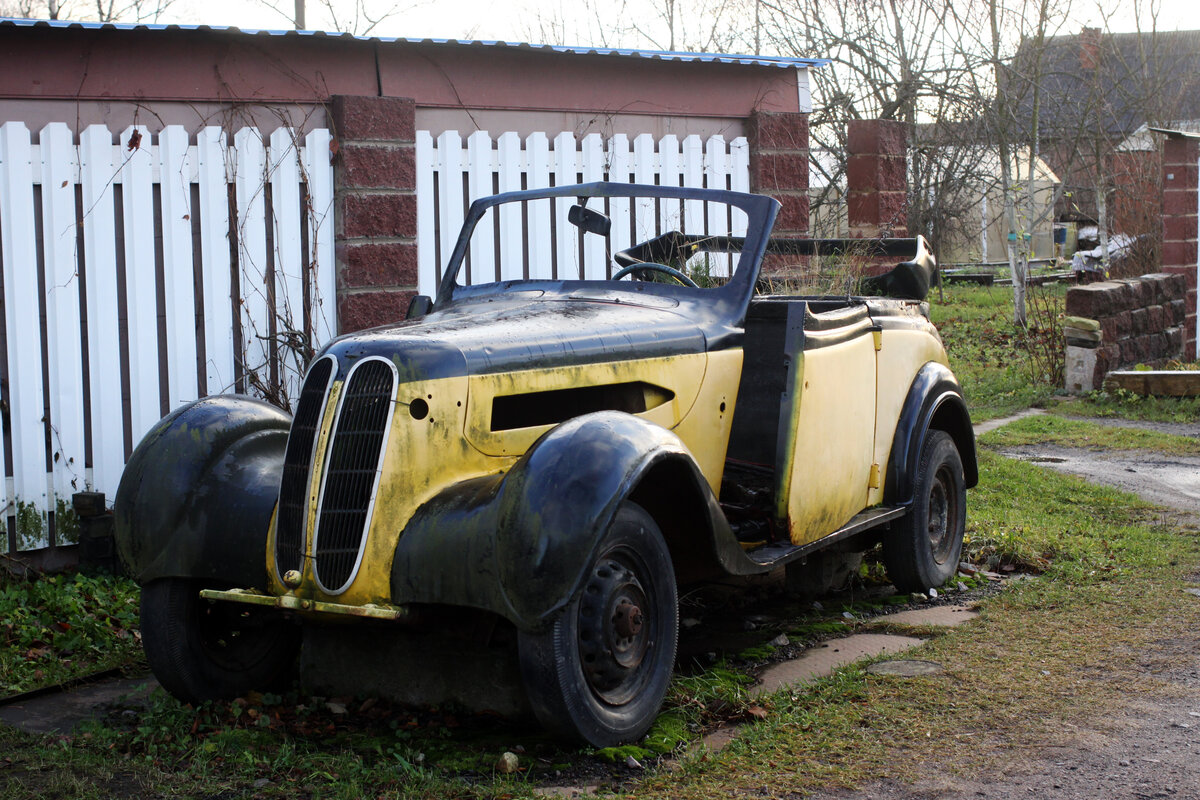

{"left": 927, "top": 283, "right": 1060, "bottom": 421}
{"left": 0, "top": 571, "right": 142, "bottom": 696}
{"left": 980, "top": 414, "right": 1200, "bottom": 456}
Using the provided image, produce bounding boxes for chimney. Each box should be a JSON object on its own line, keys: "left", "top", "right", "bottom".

{"left": 1080, "top": 27, "right": 1101, "bottom": 71}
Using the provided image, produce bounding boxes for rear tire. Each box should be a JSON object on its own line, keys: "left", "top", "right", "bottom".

{"left": 517, "top": 502, "right": 678, "bottom": 747}
{"left": 140, "top": 578, "right": 300, "bottom": 703}
{"left": 883, "top": 430, "right": 967, "bottom": 593}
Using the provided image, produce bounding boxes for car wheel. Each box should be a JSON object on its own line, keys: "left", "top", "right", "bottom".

{"left": 140, "top": 578, "right": 300, "bottom": 703}
{"left": 517, "top": 502, "right": 678, "bottom": 747}
{"left": 883, "top": 430, "right": 967, "bottom": 593}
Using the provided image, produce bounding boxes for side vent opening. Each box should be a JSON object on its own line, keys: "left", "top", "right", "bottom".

{"left": 491, "top": 381, "right": 674, "bottom": 432}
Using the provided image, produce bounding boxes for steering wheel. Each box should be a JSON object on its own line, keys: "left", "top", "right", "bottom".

{"left": 610, "top": 262, "right": 699, "bottom": 288}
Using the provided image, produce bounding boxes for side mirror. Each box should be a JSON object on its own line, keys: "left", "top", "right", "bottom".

{"left": 405, "top": 294, "right": 433, "bottom": 320}
{"left": 568, "top": 204, "right": 611, "bottom": 237}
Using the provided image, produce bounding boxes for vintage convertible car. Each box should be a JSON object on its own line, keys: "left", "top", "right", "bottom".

{"left": 115, "top": 182, "right": 976, "bottom": 747}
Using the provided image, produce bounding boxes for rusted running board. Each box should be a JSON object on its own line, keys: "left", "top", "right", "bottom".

{"left": 747, "top": 506, "right": 906, "bottom": 568}
{"left": 198, "top": 588, "right": 408, "bottom": 621}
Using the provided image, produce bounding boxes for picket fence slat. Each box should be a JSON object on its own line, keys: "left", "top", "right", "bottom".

{"left": 466, "top": 131, "right": 495, "bottom": 284}
{"left": 79, "top": 125, "right": 124, "bottom": 499}
{"left": 415, "top": 131, "right": 437, "bottom": 294}
{"left": 159, "top": 126, "right": 199, "bottom": 409}
{"left": 0, "top": 122, "right": 49, "bottom": 545}
{"left": 304, "top": 128, "right": 336, "bottom": 350}
{"left": 197, "top": 127, "right": 235, "bottom": 395}
{"left": 2, "top": 123, "right": 335, "bottom": 551}
{"left": 580, "top": 134, "right": 607, "bottom": 280}
{"left": 435, "top": 131, "right": 465, "bottom": 287}
{"left": 497, "top": 132, "right": 523, "bottom": 282}
{"left": 270, "top": 128, "right": 306, "bottom": 401}
{"left": 40, "top": 123, "right": 86, "bottom": 505}
{"left": 552, "top": 132, "right": 576, "bottom": 281}
{"left": 235, "top": 128, "right": 270, "bottom": 391}
{"left": 526, "top": 132, "right": 552, "bottom": 281}
{"left": 121, "top": 126, "right": 162, "bottom": 441}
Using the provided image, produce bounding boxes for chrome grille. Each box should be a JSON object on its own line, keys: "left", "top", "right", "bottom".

{"left": 274, "top": 356, "right": 334, "bottom": 577}
{"left": 313, "top": 358, "right": 396, "bottom": 593}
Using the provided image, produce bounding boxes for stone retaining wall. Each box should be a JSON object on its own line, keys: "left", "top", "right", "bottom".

{"left": 1063, "top": 273, "right": 1189, "bottom": 393}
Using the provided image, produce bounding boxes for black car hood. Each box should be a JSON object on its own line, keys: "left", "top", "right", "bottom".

{"left": 320, "top": 290, "right": 716, "bottom": 383}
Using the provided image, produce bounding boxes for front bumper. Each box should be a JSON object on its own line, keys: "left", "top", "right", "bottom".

{"left": 198, "top": 587, "right": 408, "bottom": 621}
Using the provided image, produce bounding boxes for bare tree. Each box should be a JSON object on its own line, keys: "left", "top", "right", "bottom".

{"left": 518, "top": 0, "right": 756, "bottom": 54}
{"left": 0, "top": 0, "right": 175, "bottom": 21}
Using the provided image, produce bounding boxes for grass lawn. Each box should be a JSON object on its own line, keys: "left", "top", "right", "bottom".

{"left": 927, "top": 283, "right": 1062, "bottom": 422}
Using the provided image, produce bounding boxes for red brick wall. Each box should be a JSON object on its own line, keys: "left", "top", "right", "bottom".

{"left": 330, "top": 95, "right": 419, "bottom": 334}
{"left": 1160, "top": 136, "right": 1199, "bottom": 357}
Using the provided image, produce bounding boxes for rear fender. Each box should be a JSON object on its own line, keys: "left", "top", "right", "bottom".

{"left": 884, "top": 362, "right": 978, "bottom": 507}
{"left": 114, "top": 396, "right": 291, "bottom": 586}
{"left": 391, "top": 411, "right": 766, "bottom": 630}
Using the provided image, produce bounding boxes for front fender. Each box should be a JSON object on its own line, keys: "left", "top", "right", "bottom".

{"left": 884, "top": 362, "right": 978, "bottom": 507}
{"left": 114, "top": 395, "right": 291, "bottom": 586}
{"left": 392, "top": 411, "right": 739, "bottom": 630}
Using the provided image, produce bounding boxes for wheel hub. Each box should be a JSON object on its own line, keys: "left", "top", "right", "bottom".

{"left": 578, "top": 555, "right": 654, "bottom": 702}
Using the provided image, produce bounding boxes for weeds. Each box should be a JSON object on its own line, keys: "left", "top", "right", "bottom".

{"left": 0, "top": 571, "right": 141, "bottom": 695}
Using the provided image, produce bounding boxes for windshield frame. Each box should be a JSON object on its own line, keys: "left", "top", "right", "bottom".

{"left": 434, "top": 182, "right": 780, "bottom": 324}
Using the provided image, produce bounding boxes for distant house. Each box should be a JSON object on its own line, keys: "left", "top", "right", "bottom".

{"left": 1006, "top": 28, "right": 1200, "bottom": 233}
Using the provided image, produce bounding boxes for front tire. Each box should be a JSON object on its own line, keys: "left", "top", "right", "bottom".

{"left": 883, "top": 430, "right": 967, "bottom": 593}
{"left": 517, "top": 502, "right": 678, "bottom": 747}
{"left": 140, "top": 578, "right": 300, "bottom": 703}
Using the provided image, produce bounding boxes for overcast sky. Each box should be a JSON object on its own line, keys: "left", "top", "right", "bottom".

{"left": 152, "top": 0, "right": 1200, "bottom": 46}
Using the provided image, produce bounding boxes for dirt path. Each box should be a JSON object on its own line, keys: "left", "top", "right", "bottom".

{"left": 804, "top": 413, "right": 1200, "bottom": 800}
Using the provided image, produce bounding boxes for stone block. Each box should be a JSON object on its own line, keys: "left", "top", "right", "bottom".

{"left": 1168, "top": 298, "right": 1187, "bottom": 324}
{"left": 336, "top": 143, "right": 416, "bottom": 190}
{"left": 330, "top": 95, "right": 415, "bottom": 142}
{"left": 749, "top": 112, "right": 809, "bottom": 151}
{"left": 773, "top": 193, "right": 809, "bottom": 233}
{"left": 1065, "top": 345, "right": 1099, "bottom": 393}
{"left": 337, "top": 289, "right": 415, "bottom": 334}
{"left": 753, "top": 152, "right": 808, "bottom": 191}
{"left": 1163, "top": 213, "right": 1198, "bottom": 242}
{"left": 1131, "top": 307, "right": 1149, "bottom": 335}
{"left": 340, "top": 193, "right": 417, "bottom": 239}
{"left": 337, "top": 242, "right": 419, "bottom": 289}
{"left": 1066, "top": 281, "right": 1122, "bottom": 318}
{"left": 1162, "top": 187, "right": 1196, "bottom": 217}
{"left": 1147, "top": 304, "right": 1167, "bottom": 331}
{"left": 1162, "top": 239, "right": 1197, "bottom": 267}
{"left": 1167, "top": 326, "right": 1185, "bottom": 355}
{"left": 847, "top": 119, "right": 907, "bottom": 156}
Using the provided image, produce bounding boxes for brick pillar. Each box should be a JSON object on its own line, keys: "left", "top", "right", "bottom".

{"left": 330, "top": 95, "right": 418, "bottom": 334}
{"left": 748, "top": 111, "right": 809, "bottom": 276}
{"left": 846, "top": 120, "right": 908, "bottom": 239}
{"left": 1160, "top": 135, "right": 1199, "bottom": 358}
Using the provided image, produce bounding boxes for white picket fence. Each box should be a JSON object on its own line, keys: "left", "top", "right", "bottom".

{"left": 415, "top": 131, "right": 751, "bottom": 294}
{"left": 0, "top": 122, "right": 335, "bottom": 551}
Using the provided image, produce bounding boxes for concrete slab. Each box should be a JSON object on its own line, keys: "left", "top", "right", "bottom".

{"left": 872, "top": 604, "right": 979, "bottom": 627}
{"left": 973, "top": 408, "right": 1046, "bottom": 437}
{"left": 0, "top": 675, "right": 157, "bottom": 734}
{"left": 753, "top": 634, "right": 924, "bottom": 698}
{"left": 534, "top": 783, "right": 600, "bottom": 797}
{"left": 867, "top": 659, "right": 944, "bottom": 677}
{"left": 701, "top": 723, "right": 742, "bottom": 752}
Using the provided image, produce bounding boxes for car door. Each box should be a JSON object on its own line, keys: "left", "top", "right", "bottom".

{"left": 776, "top": 301, "right": 878, "bottom": 546}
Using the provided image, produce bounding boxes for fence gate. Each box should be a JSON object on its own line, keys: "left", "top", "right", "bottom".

{"left": 0, "top": 121, "right": 336, "bottom": 553}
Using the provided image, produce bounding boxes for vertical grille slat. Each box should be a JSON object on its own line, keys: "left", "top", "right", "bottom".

{"left": 274, "top": 357, "right": 335, "bottom": 577}
{"left": 314, "top": 359, "right": 396, "bottom": 592}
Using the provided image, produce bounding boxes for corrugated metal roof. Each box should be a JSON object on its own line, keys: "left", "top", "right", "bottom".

{"left": 0, "top": 17, "right": 828, "bottom": 69}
